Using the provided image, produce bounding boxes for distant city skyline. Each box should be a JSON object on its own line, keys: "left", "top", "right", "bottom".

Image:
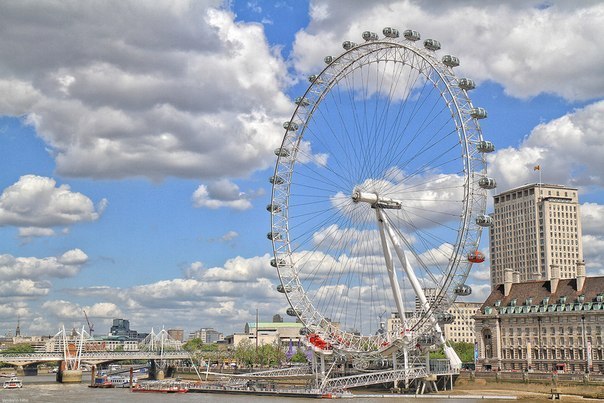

{"left": 1, "top": 1, "right": 604, "bottom": 336}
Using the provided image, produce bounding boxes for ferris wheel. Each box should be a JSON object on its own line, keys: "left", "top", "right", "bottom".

{"left": 268, "top": 28, "right": 495, "bottom": 362}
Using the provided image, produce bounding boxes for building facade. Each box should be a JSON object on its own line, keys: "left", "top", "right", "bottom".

{"left": 489, "top": 183, "right": 583, "bottom": 287}
{"left": 388, "top": 299, "right": 481, "bottom": 344}
{"left": 225, "top": 322, "right": 303, "bottom": 348}
{"left": 474, "top": 266, "right": 604, "bottom": 373}
{"left": 444, "top": 302, "right": 482, "bottom": 344}
{"left": 189, "top": 328, "right": 224, "bottom": 343}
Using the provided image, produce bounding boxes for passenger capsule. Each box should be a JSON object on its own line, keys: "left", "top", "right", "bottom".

{"left": 274, "top": 147, "right": 290, "bottom": 157}
{"left": 458, "top": 78, "right": 476, "bottom": 90}
{"left": 295, "top": 97, "right": 311, "bottom": 107}
{"left": 362, "top": 31, "right": 378, "bottom": 41}
{"left": 475, "top": 214, "right": 493, "bottom": 227}
{"left": 442, "top": 55, "right": 460, "bottom": 68}
{"left": 403, "top": 29, "right": 421, "bottom": 41}
{"left": 270, "top": 258, "right": 285, "bottom": 267}
{"left": 299, "top": 327, "right": 310, "bottom": 335}
{"left": 283, "top": 121, "right": 299, "bottom": 131}
{"left": 269, "top": 175, "right": 284, "bottom": 185}
{"left": 423, "top": 39, "right": 441, "bottom": 51}
{"left": 436, "top": 312, "right": 455, "bottom": 324}
{"left": 266, "top": 203, "right": 282, "bottom": 213}
{"left": 382, "top": 27, "right": 399, "bottom": 38}
{"left": 308, "top": 75, "right": 323, "bottom": 84}
{"left": 478, "top": 177, "right": 497, "bottom": 190}
{"left": 277, "top": 284, "right": 292, "bottom": 293}
{"left": 266, "top": 231, "right": 282, "bottom": 240}
{"left": 470, "top": 107, "right": 488, "bottom": 119}
{"left": 286, "top": 307, "right": 301, "bottom": 317}
{"left": 383, "top": 27, "right": 399, "bottom": 38}
{"left": 477, "top": 140, "right": 495, "bottom": 153}
{"left": 342, "top": 41, "right": 357, "bottom": 50}
{"left": 467, "top": 251, "right": 485, "bottom": 263}
{"left": 324, "top": 56, "right": 333, "bottom": 64}
{"left": 454, "top": 284, "right": 472, "bottom": 296}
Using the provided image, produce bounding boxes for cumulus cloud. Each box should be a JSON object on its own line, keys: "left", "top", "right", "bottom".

{"left": 0, "top": 175, "right": 106, "bottom": 235}
{"left": 581, "top": 202, "right": 604, "bottom": 236}
{"left": 0, "top": 249, "right": 88, "bottom": 281}
{"left": 0, "top": 279, "right": 51, "bottom": 299}
{"left": 0, "top": 1, "right": 293, "bottom": 180}
{"left": 293, "top": 1, "right": 604, "bottom": 101}
{"left": 192, "top": 179, "right": 263, "bottom": 210}
{"left": 579, "top": 203, "right": 604, "bottom": 275}
{"left": 41, "top": 300, "right": 122, "bottom": 321}
{"left": 488, "top": 100, "right": 604, "bottom": 191}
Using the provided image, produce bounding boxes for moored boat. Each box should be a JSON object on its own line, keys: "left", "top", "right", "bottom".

{"left": 2, "top": 377, "right": 23, "bottom": 389}
{"left": 132, "top": 381, "right": 188, "bottom": 393}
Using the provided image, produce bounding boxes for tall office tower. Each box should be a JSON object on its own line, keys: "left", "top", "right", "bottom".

{"left": 489, "top": 183, "right": 583, "bottom": 287}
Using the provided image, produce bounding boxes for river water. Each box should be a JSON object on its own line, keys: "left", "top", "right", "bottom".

{"left": 0, "top": 375, "right": 511, "bottom": 403}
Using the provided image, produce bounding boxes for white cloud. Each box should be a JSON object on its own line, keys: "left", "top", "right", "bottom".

{"left": 0, "top": 1, "right": 293, "bottom": 180}
{"left": 220, "top": 230, "right": 239, "bottom": 242}
{"left": 192, "top": 179, "right": 263, "bottom": 210}
{"left": 293, "top": 1, "right": 604, "bottom": 101}
{"left": 0, "top": 175, "right": 105, "bottom": 234}
{"left": 0, "top": 279, "right": 50, "bottom": 298}
{"left": 40, "top": 300, "right": 122, "bottom": 321}
{"left": 581, "top": 202, "right": 604, "bottom": 236}
{"left": 583, "top": 234, "right": 604, "bottom": 275}
{"left": 0, "top": 249, "right": 88, "bottom": 280}
{"left": 488, "top": 100, "right": 604, "bottom": 191}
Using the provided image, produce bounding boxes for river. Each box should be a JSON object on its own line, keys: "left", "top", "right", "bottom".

{"left": 0, "top": 375, "right": 514, "bottom": 402}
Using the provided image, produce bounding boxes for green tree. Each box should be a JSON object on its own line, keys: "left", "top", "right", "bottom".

{"left": 429, "top": 341, "right": 475, "bottom": 363}
{"left": 234, "top": 339, "right": 255, "bottom": 368}
{"left": 0, "top": 343, "right": 35, "bottom": 354}
{"left": 183, "top": 338, "right": 204, "bottom": 352}
{"left": 290, "top": 348, "right": 309, "bottom": 363}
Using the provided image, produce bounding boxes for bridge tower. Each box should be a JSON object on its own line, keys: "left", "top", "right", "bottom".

{"left": 55, "top": 326, "right": 85, "bottom": 383}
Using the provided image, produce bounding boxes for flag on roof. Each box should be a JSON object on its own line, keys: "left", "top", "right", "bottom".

{"left": 533, "top": 165, "right": 541, "bottom": 171}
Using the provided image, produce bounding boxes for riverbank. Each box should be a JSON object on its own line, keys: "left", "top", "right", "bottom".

{"left": 448, "top": 377, "right": 604, "bottom": 402}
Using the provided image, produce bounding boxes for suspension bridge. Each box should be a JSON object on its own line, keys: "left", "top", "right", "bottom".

{"left": 0, "top": 326, "right": 190, "bottom": 383}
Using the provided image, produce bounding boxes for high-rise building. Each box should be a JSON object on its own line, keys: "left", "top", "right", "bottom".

{"left": 489, "top": 183, "right": 583, "bottom": 287}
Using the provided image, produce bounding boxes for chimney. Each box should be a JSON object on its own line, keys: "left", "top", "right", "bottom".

{"left": 550, "top": 264, "right": 560, "bottom": 294}
{"left": 576, "top": 260, "right": 586, "bottom": 292}
{"left": 513, "top": 270, "right": 520, "bottom": 284}
{"left": 504, "top": 268, "right": 513, "bottom": 297}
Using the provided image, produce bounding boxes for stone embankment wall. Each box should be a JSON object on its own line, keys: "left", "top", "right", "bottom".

{"left": 455, "top": 371, "right": 604, "bottom": 400}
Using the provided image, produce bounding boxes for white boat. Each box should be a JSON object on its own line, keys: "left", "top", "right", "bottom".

{"left": 3, "top": 377, "right": 23, "bottom": 389}
{"left": 108, "top": 375, "right": 137, "bottom": 388}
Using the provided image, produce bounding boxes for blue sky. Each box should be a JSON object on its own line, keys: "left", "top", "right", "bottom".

{"left": 1, "top": 0, "right": 603, "bottom": 337}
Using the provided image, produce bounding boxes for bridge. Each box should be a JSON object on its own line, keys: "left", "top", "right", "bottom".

{"left": 0, "top": 350, "right": 190, "bottom": 366}
{"left": 0, "top": 326, "right": 191, "bottom": 382}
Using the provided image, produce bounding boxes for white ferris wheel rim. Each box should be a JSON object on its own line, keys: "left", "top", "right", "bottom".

{"left": 269, "top": 29, "right": 490, "bottom": 356}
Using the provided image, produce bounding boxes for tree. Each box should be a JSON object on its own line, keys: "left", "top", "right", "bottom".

{"left": 289, "top": 348, "right": 309, "bottom": 363}
{"left": 0, "top": 343, "right": 35, "bottom": 354}
{"left": 234, "top": 339, "right": 255, "bottom": 368}
{"left": 183, "top": 338, "right": 204, "bottom": 352}
{"left": 429, "top": 341, "right": 475, "bottom": 363}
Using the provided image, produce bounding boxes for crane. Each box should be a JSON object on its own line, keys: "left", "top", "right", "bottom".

{"left": 83, "top": 309, "right": 94, "bottom": 337}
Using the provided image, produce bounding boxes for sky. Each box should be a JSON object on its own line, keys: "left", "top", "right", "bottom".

{"left": 1, "top": 0, "right": 604, "bottom": 338}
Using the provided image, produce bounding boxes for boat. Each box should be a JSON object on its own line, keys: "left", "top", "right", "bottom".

{"left": 132, "top": 381, "right": 188, "bottom": 393}
{"left": 89, "top": 375, "right": 114, "bottom": 388}
{"left": 3, "top": 377, "right": 23, "bottom": 389}
{"left": 108, "top": 375, "right": 137, "bottom": 388}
